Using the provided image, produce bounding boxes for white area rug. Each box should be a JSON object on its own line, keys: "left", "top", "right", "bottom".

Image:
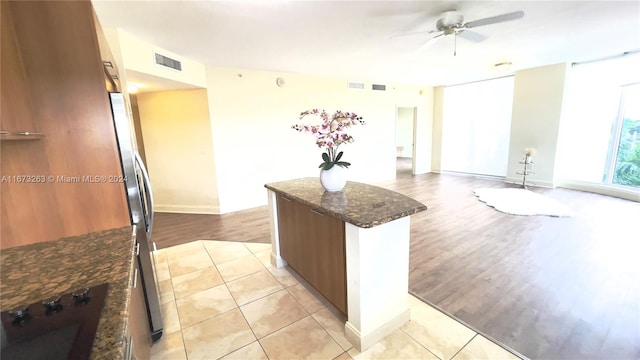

{"left": 474, "top": 188, "right": 574, "bottom": 217}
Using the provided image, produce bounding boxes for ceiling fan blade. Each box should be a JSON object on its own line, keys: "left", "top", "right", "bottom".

{"left": 457, "top": 29, "right": 486, "bottom": 42}
{"left": 430, "top": 32, "right": 445, "bottom": 41}
{"left": 418, "top": 32, "right": 444, "bottom": 50}
{"left": 463, "top": 10, "right": 524, "bottom": 29}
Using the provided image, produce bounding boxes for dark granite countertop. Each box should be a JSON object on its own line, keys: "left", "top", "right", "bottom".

{"left": 265, "top": 178, "right": 427, "bottom": 228}
{"left": 0, "top": 226, "right": 135, "bottom": 360}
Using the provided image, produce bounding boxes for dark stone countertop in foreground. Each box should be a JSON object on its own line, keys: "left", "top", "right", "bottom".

{"left": 0, "top": 226, "right": 135, "bottom": 360}
{"left": 265, "top": 178, "right": 427, "bottom": 228}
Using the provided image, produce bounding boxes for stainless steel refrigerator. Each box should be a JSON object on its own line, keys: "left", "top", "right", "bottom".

{"left": 109, "top": 92, "right": 163, "bottom": 341}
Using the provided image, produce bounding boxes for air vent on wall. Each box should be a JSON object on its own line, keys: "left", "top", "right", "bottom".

{"left": 348, "top": 81, "right": 365, "bottom": 89}
{"left": 372, "top": 84, "right": 386, "bottom": 91}
{"left": 154, "top": 52, "right": 182, "bottom": 71}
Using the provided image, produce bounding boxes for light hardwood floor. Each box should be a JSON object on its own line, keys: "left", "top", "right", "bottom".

{"left": 153, "top": 162, "right": 640, "bottom": 359}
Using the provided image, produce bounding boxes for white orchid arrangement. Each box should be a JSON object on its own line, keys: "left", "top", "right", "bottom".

{"left": 292, "top": 109, "right": 365, "bottom": 170}
{"left": 524, "top": 147, "right": 536, "bottom": 164}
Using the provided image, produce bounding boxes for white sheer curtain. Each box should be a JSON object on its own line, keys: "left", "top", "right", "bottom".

{"left": 441, "top": 76, "right": 514, "bottom": 176}
{"left": 557, "top": 52, "right": 640, "bottom": 183}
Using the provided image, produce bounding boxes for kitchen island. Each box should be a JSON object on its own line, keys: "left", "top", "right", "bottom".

{"left": 265, "top": 178, "right": 427, "bottom": 351}
{"left": 0, "top": 226, "right": 141, "bottom": 360}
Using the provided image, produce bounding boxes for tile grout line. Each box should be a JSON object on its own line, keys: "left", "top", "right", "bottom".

{"left": 449, "top": 333, "right": 478, "bottom": 360}
{"left": 158, "top": 241, "right": 343, "bottom": 359}
{"left": 151, "top": 249, "right": 184, "bottom": 359}
{"left": 307, "top": 311, "right": 347, "bottom": 356}
{"left": 206, "top": 241, "right": 259, "bottom": 347}
{"left": 237, "top": 242, "right": 276, "bottom": 357}
{"left": 167, "top": 242, "right": 236, "bottom": 358}
{"left": 211, "top": 241, "right": 412, "bottom": 358}
{"left": 159, "top": 250, "right": 188, "bottom": 359}
{"left": 205, "top": 240, "right": 286, "bottom": 358}
{"left": 398, "top": 325, "right": 445, "bottom": 360}
{"left": 237, "top": 241, "right": 350, "bottom": 358}
{"left": 165, "top": 241, "right": 501, "bottom": 360}
{"left": 233, "top": 243, "right": 311, "bottom": 345}
{"left": 408, "top": 291, "right": 529, "bottom": 359}
{"left": 167, "top": 241, "right": 258, "bottom": 359}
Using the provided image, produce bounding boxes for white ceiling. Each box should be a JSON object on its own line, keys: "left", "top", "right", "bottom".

{"left": 92, "top": 0, "right": 640, "bottom": 89}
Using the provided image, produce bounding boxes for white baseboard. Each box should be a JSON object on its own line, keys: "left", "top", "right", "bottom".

{"left": 505, "top": 176, "right": 554, "bottom": 188}
{"left": 154, "top": 204, "right": 220, "bottom": 214}
{"left": 270, "top": 252, "right": 288, "bottom": 268}
{"left": 555, "top": 179, "right": 640, "bottom": 202}
{"left": 344, "top": 308, "right": 411, "bottom": 352}
{"left": 441, "top": 170, "right": 505, "bottom": 182}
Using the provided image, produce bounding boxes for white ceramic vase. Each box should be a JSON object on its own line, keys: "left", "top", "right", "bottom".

{"left": 320, "top": 165, "right": 347, "bottom": 192}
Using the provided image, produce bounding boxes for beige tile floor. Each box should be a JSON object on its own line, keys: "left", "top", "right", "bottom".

{"left": 151, "top": 240, "right": 526, "bottom": 360}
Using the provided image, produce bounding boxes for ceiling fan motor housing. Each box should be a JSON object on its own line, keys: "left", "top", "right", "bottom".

{"left": 437, "top": 11, "right": 464, "bottom": 30}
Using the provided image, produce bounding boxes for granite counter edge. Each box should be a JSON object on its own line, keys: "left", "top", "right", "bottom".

{"left": 264, "top": 184, "right": 427, "bottom": 228}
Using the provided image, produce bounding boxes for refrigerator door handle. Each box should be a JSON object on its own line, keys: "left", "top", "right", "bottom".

{"left": 135, "top": 153, "right": 154, "bottom": 239}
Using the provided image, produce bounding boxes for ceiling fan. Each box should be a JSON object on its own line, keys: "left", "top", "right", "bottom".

{"left": 395, "top": 9, "right": 525, "bottom": 55}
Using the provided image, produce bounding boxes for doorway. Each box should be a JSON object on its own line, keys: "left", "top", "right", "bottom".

{"left": 395, "top": 106, "right": 417, "bottom": 176}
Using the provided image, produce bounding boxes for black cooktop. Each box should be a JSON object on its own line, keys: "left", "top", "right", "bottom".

{"left": 1, "top": 283, "right": 109, "bottom": 360}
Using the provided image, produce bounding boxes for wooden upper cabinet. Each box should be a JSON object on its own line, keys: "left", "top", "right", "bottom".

{"left": 0, "top": 1, "right": 40, "bottom": 140}
{"left": 0, "top": 0, "right": 130, "bottom": 249}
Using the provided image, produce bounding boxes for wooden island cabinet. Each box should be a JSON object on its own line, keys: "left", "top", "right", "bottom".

{"left": 277, "top": 194, "right": 347, "bottom": 314}
{"left": 265, "top": 178, "right": 427, "bottom": 351}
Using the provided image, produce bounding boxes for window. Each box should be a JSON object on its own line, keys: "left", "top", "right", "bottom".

{"left": 441, "top": 76, "right": 514, "bottom": 177}
{"left": 558, "top": 52, "right": 640, "bottom": 188}
{"left": 608, "top": 84, "right": 640, "bottom": 186}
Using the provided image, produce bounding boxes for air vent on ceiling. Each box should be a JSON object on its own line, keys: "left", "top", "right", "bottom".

{"left": 154, "top": 52, "right": 182, "bottom": 71}
{"left": 372, "top": 84, "right": 386, "bottom": 91}
{"left": 348, "top": 81, "right": 365, "bottom": 89}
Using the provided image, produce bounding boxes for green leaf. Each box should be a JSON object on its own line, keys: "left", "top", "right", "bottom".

{"left": 322, "top": 153, "right": 330, "bottom": 163}
{"left": 336, "top": 161, "right": 351, "bottom": 168}
{"left": 335, "top": 151, "right": 344, "bottom": 162}
{"left": 322, "top": 162, "right": 335, "bottom": 170}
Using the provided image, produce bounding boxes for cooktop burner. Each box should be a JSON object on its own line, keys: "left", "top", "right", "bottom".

{"left": 1, "top": 283, "right": 109, "bottom": 360}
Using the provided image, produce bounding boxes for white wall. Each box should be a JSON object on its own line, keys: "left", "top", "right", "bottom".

{"left": 205, "top": 67, "right": 431, "bottom": 213}
{"left": 412, "top": 87, "right": 434, "bottom": 175}
{"left": 103, "top": 28, "right": 436, "bottom": 213}
{"left": 431, "top": 86, "right": 445, "bottom": 173}
{"left": 506, "top": 63, "right": 570, "bottom": 187}
{"left": 395, "top": 107, "right": 414, "bottom": 158}
{"left": 136, "top": 89, "right": 220, "bottom": 213}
